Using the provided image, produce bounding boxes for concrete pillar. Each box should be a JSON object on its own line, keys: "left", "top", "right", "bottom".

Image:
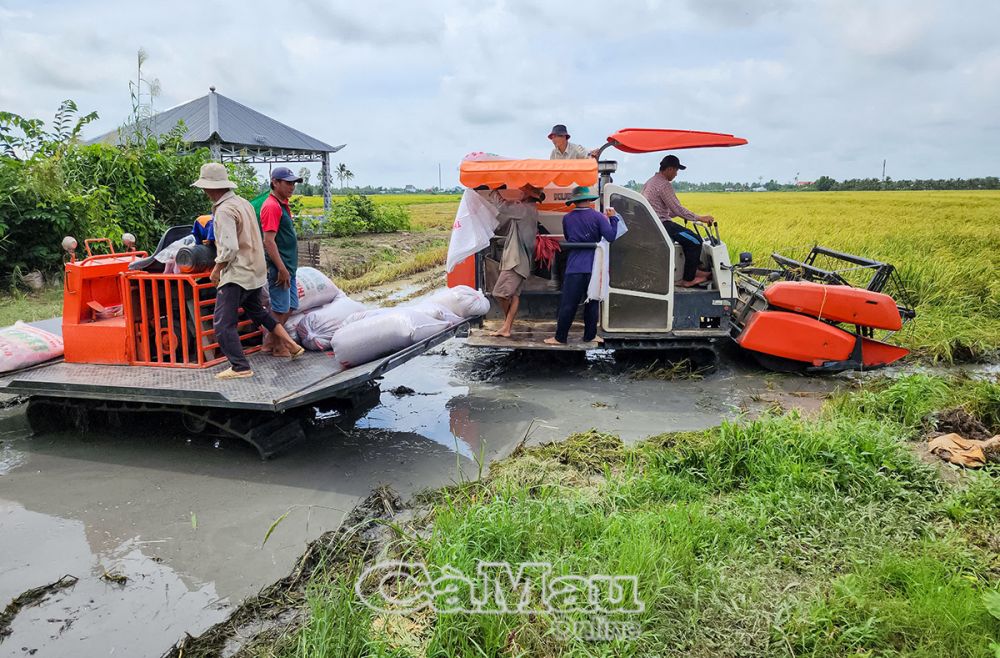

{"left": 321, "top": 153, "right": 331, "bottom": 212}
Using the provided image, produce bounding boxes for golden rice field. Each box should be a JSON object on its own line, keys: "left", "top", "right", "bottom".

{"left": 295, "top": 193, "right": 460, "bottom": 209}
{"left": 392, "top": 190, "right": 1000, "bottom": 362}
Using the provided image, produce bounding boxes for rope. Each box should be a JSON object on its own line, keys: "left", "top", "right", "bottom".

{"left": 816, "top": 284, "right": 828, "bottom": 323}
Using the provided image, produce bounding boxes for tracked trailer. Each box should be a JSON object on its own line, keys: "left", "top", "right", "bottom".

{"left": 0, "top": 233, "right": 468, "bottom": 458}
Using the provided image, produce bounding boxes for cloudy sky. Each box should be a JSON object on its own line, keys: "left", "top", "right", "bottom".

{"left": 2, "top": 0, "right": 997, "bottom": 188}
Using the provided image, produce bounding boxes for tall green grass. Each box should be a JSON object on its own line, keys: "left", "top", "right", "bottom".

{"left": 282, "top": 375, "right": 1000, "bottom": 657}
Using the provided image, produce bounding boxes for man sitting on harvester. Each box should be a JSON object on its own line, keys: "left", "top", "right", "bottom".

{"left": 642, "top": 154, "right": 716, "bottom": 288}
{"left": 543, "top": 186, "right": 620, "bottom": 346}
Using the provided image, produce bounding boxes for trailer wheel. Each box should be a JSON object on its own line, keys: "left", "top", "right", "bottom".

{"left": 181, "top": 413, "right": 208, "bottom": 434}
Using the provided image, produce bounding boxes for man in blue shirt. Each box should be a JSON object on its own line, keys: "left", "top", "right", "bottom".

{"left": 544, "top": 186, "right": 619, "bottom": 345}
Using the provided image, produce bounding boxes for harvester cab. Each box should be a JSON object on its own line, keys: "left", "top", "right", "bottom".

{"left": 454, "top": 127, "right": 749, "bottom": 357}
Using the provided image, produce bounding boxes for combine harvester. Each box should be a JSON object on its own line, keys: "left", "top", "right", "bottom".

{"left": 0, "top": 232, "right": 470, "bottom": 457}
{"left": 452, "top": 127, "right": 915, "bottom": 372}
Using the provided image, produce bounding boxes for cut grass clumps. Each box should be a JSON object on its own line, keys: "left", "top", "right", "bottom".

{"left": 263, "top": 375, "right": 1000, "bottom": 657}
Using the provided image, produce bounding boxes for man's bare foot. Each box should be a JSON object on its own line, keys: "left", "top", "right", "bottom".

{"left": 489, "top": 330, "right": 512, "bottom": 338}
{"left": 678, "top": 274, "right": 710, "bottom": 288}
{"left": 272, "top": 349, "right": 291, "bottom": 358}
{"left": 543, "top": 337, "right": 565, "bottom": 345}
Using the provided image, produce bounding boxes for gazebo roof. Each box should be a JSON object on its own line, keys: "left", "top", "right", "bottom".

{"left": 88, "top": 87, "right": 344, "bottom": 162}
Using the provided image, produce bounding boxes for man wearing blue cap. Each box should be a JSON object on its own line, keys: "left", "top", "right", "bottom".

{"left": 259, "top": 166, "right": 302, "bottom": 356}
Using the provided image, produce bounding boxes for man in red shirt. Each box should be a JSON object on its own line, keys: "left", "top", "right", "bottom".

{"left": 259, "top": 167, "right": 302, "bottom": 356}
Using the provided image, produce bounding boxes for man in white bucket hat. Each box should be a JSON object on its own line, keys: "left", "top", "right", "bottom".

{"left": 191, "top": 162, "right": 303, "bottom": 379}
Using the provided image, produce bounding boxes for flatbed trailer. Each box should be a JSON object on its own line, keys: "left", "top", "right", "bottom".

{"left": 0, "top": 321, "right": 468, "bottom": 458}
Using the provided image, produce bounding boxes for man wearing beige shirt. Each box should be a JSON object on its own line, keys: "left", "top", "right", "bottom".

{"left": 191, "top": 163, "right": 303, "bottom": 379}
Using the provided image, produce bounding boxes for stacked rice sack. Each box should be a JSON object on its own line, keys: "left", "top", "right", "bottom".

{"left": 330, "top": 285, "right": 490, "bottom": 368}
{"left": 281, "top": 272, "right": 490, "bottom": 368}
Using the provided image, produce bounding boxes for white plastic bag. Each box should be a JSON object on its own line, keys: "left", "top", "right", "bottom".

{"left": 422, "top": 285, "right": 491, "bottom": 318}
{"left": 446, "top": 190, "right": 498, "bottom": 273}
{"left": 297, "top": 296, "right": 367, "bottom": 351}
{"left": 331, "top": 310, "right": 449, "bottom": 368}
{"left": 0, "top": 322, "right": 64, "bottom": 373}
{"left": 154, "top": 235, "right": 196, "bottom": 264}
{"left": 295, "top": 267, "right": 342, "bottom": 312}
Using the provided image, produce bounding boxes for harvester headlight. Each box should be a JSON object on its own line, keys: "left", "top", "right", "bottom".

{"left": 122, "top": 233, "right": 137, "bottom": 250}
{"left": 62, "top": 236, "right": 78, "bottom": 253}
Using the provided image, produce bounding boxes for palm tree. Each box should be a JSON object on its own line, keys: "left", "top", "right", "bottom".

{"left": 336, "top": 163, "right": 349, "bottom": 191}
{"left": 344, "top": 168, "right": 354, "bottom": 189}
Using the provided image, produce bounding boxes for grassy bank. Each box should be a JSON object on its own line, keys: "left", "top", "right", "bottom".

{"left": 335, "top": 242, "right": 447, "bottom": 295}
{"left": 0, "top": 284, "right": 62, "bottom": 326}
{"left": 265, "top": 374, "right": 999, "bottom": 657}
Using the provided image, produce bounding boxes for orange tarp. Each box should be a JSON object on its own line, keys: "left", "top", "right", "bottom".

{"left": 459, "top": 159, "right": 598, "bottom": 189}
{"left": 606, "top": 128, "right": 748, "bottom": 153}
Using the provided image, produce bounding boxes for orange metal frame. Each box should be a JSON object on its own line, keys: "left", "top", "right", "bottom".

{"left": 122, "top": 271, "right": 261, "bottom": 368}
{"left": 63, "top": 244, "right": 261, "bottom": 368}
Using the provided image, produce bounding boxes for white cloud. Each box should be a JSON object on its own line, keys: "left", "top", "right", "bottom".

{"left": 0, "top": 0, "right": 996, "bottom": 186}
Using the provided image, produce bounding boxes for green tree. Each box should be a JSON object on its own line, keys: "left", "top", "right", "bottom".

{"left": 815, "top": 175, "right": 835, "bottom": 191}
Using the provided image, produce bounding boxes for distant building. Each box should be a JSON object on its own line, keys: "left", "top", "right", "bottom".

{"left": 796, "top": 181, "right": 814, "bottom": 187}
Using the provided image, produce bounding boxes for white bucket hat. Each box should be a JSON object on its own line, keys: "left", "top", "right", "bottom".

{"left": 191, "top": 162, "right": 237, "bottom": 189}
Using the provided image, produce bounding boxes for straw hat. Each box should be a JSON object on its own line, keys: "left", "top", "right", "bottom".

{"left": 191, "top": 162, "right": 237, "bottom": 189}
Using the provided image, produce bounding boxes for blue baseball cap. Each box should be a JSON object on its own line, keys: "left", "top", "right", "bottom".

{"left": 270, "top": 166, "right": 303, "bottom": 183}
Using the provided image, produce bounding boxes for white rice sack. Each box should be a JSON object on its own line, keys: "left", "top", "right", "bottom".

{"left": 295, "top": 267, "right": 342, "bottom": 312}
{"left": 399, "top": 301, "right": 464, "bottom": 327}
{"left": 331, "top": 310, "right": 449, "bottom": 368}
{"left": 422, "top": 285, "right": 490, "bottom": 318}
{"left": 297, "top": 296, "right": 366, "bottom": 351}
{"left": 0, "top": 322, "right": 64, "bottom": 373}
{"left": 282, "top": 310, "right": 307, "bottom": 336}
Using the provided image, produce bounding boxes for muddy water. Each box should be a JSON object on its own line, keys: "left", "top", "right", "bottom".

{"left": 0, "top": 343, "right": 844, "bottom": 657}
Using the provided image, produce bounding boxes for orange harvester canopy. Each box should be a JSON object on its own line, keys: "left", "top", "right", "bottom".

{"left": 459, "top": 159, "right": 598, "bottom": 190}
{"left": 605, "top": 128, "right": 748, "bottom": 153}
